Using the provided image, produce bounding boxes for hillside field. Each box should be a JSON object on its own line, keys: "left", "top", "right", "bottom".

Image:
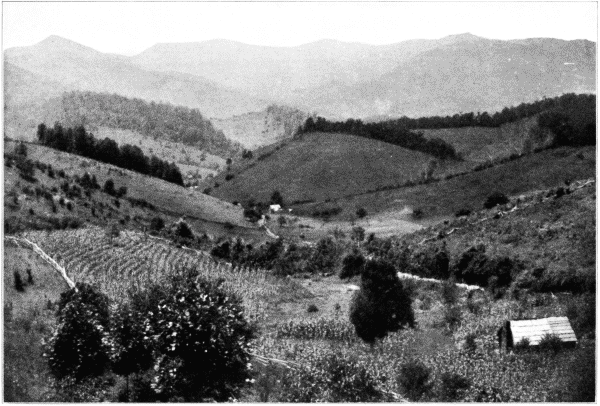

{"left": 4, "top": 140, "right": 270, "bottom": 242}
{"left": 209, "top": 132, "right": 444, "bottom": 205}
{"left": 295, "top": 145, "right": 595, "bottom": 222}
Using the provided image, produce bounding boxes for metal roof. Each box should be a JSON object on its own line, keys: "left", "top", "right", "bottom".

{"left": 510, "top": 316, "right": 577, "bottom": 346}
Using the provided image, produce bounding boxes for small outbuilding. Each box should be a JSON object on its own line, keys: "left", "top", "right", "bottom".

{"left": 269, "top": 204, "right": 282, "bottom": 213}
{"left": 498, "top": 316, "right": 577, "bottom": 350}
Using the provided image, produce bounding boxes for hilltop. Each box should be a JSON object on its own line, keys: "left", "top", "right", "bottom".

{"left": 4, "top": 36, "right": 268, "bottom": 119}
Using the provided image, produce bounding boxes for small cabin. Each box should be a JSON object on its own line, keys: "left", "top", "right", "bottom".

{"left": 269, "top": 204, "right": 282, "bottom": 213}
{"left": 498, "top": 316, "right": 577, "bottom": 350}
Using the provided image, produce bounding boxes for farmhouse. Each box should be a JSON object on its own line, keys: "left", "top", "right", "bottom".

{"left": 497, "top": 316, "right": 577, "bottom": 349}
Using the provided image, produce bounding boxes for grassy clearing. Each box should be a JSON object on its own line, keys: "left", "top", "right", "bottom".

{"left": 211, "top": 132, "right": 439, "bottom": 204}
{"left": 419, "top": 116, "right": 538, "bottom": 163}
{"left": 314, "top": 145, "right": 595, "bottom": 221}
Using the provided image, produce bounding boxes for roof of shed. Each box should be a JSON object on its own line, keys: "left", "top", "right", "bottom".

{"left": 510, "top": 316, "right": 577, "bottom": 346}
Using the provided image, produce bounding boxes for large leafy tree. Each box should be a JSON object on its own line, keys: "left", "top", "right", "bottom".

{"left": 43, "top": 283, "right": 112, "bottom": 382}
{"left": 350, "top": 259, "right": 415, "bottom": 344}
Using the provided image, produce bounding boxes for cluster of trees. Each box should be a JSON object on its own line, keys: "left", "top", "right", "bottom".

{"left": 60, "top": 91, "right": 242, "bottom": 157}
{"left": 37, "top": 123, "right": 184, "bottom": 186}
{"left": 381, "top": 93, "right": 596, "bottom": 130}
{"left": 299, "top": 117, "right": 459, "bottom": 160}
{"left": 44, "top": 269, "right": 256, "bottom": 402}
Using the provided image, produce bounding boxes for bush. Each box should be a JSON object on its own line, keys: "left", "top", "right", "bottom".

{"left": 306, "top": 236, "right": 339, "bottom": 274}
{"left": 43, "top": 283, "right": 111, "bottom": 382}
{"left": 350, "top": 225, "right": 365, "bottom": 242}
{"left": 483, "top": 191, "right": 509, "bottom": 209}
{"left": 538, "top": 333, "right": 563, "bottom": 354}
{"left": 340, "top": 249, "right": 365, "bottom": 279}
{"left": 103, "top": 179, "right": 116, "bottom": 196}
{"left": 307, "top": 304, "right": 319, "bottom": 313}
{"left": 149, "top": 216, "right": 165, "bottom": 232}
{"left": 225, "top": 174, "right": 234, "bottom": 181}
{"left": 279, "top": 352, "right": 392, "bottom": 402}
{"left": 355, "top": 207, "right": 367, "bottom": 218}
{"left": 13, "top": 271, "right": 25, "bottom": 292}
{"left": 463, "top": 333, "right": 477, "bottom": 353}
{"left": 115, "top": 186, "right": 128, "bottom": 198}
{"left": 455, "top": 208, "right": 471, "bottom": 217}
{"left": 350, "top": 259, "right": 414, "bottom": 343}
{"left": 397, "top": 359, "right": 432, "bottom": 401}
{"left": 439, "top": 372, "right": 470, "bottom": 401}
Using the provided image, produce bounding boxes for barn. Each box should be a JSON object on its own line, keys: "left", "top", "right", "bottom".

{"left": 498, "top": 316, "right": 577, "bottom": 349}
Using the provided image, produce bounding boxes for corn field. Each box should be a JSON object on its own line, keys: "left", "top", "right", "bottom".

{"left": 19, "top": 226, "right": 280, "bottom": 322}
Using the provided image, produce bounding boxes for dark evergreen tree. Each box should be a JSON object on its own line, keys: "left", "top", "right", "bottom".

{"left": 350, "top": 259, "right": 414, "bottom": 344}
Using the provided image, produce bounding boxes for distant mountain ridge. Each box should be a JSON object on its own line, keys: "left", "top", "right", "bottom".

{"left": 4, "top": 35, "right": 269, "bottom": 119}
{"left": 5, "top": 33, "right": 596, "bottom": 125}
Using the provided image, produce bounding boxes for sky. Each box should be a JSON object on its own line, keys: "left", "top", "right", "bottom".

{"left": 3, "top": 2, "right": 597, "bottom": 56}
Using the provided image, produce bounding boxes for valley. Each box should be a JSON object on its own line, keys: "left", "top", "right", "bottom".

{"left": 3, "top": 22, "right": 596, "bottom": 403}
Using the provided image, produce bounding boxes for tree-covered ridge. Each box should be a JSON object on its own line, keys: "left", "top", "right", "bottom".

{"left": 381, "top": 93, "right": 596, "bottom": 130}
{"left": 299, "top": 117, "right": 460, "bottom": 160}
{"left": 37, "top": 123, "right": 184, "bottom": 186}
{"left": 59, "top": 91, "right": 242, "bottom": 157}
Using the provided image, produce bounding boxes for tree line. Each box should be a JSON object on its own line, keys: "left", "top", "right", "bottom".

{"left": 37, "top": 123, "right": 184, "bottom": 186}
{"left": 299, "top": 117, "right": 459, "bottom": 160}
{"left": 59, "top": 91, "right": 242, "bottom": 157}
{"left": 379, "top": 93, "right": 596, "bottom": 130}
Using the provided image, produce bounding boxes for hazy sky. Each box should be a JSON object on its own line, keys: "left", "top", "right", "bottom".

{"left": 3, "top": 2, "right": 597, "bottom": 56}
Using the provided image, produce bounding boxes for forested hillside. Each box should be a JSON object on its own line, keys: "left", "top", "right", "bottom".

{"left": 299, "top": 117, "right": 459, "bottom": 160}
{"left": 376, "top": 93, "right": 596, "bottom": 131}
{"left": 56, "top": 91, "right": 243, "bottom": 158}
{"left": 36, "top": 123, "right": 184, "bottom": 185}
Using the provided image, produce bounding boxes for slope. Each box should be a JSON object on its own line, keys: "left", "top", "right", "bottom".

{"left": 309, "top": 145, "right": 595, "bottom": 221}
{"left": 4, "top": 141, "right": 267, "bottom": 242}
{"left": 4, "top": 36, "right": 268, "bottom": 119}
{"left": 212, "top": 105, "right": 309, "bottom": 149}
{"left": 298, "top": 36, "right": 596, "bottom": 118}
{"left": 208, "top": 132, "right": 438, "bottom": 205}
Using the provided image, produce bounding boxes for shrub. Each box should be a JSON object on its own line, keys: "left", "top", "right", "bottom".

{"left": 172, "top": 219, "right": 194, "bottom": 240}
{"left": 307, "top": 304, "right": 319, "bottom": 313}
{"left": 441, "top": 278, "right": 459, "bottom": 305}
{"left": 350, "top": 259, "right": 414, "bottom": 344}
{"left": 43, "top": 283, "right": 111, "bottom": 382}
{"left": 483, "top": 191, "right": 509, "bottom": 209}
{"left": 439, "top": 372, "right": 470, "bottom": 401}
{"left": 115, "top": 186, "right": 128, "bottom": 198}
{"left": 397, "top": 359, "right": 432, "bottom": 401}
{"left": 271, "top": 190, "right": 283, "bottom": 206}
{"left": 149, "top": 216, "right": 165, "bottom": 232}
{"left": 14, "top": 271, "right": 25, "bottom": 292}
{"left": 412, "top": 207, "right": 424, "bottom": 219}
{"left": 351, "top": 225, "right": 365, "bottom": 242}
{"left": 538, "top": 333, "right": 563, "bottom": 354}
{"left": 514, "top": 337, "right": 530, "bottom": 350}
{"left": 225, "top": 174, "right": 234, "bottom": 181}
{"left": 444, "top": 306, "right": 462, "bottom": 330}
{"left": 103, "top": 179, "right": 116, "bottom": 196}
{"left": 306, "top": 236, "right": 339, "bottom": 274}
{"left": 26, "top": 268, "right": 34, "bottom": 285}
{"left": 355, "top": 207, "right": 367, "bottom": 218}
{"left": 279, "top": 352, "right": 392, "bottom": 402}
{"left": 340, "top": 249, "right": 365, "bottom": 279}
{"left": 463, "top": 333, "right": 477, "bottom": 353}
{"left": 455, "top": 208, "right": 471, "bottom": 217}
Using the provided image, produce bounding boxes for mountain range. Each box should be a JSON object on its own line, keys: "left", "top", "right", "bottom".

{"left": 4, "top": 33, "right": 596, "bottom": 125}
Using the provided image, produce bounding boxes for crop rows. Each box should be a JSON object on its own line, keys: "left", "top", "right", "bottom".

{"left": 20, "top": 227, "right": 278, "bottom": 321}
